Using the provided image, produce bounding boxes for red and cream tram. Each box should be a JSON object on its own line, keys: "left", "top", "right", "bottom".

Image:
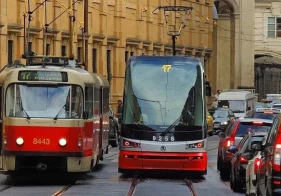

{"left": 0, "top": 56, "right": 109, "bottom": 176}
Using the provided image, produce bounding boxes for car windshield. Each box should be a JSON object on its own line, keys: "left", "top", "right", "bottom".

{"left": 235, "top": 123, "right": 271, "bottom": 137}
{"left": 218, "top": 100, "right": 245, "bottom": 113}
{"left": 6, "top": 84, "right": 83, "bottom": 119}
{"left": 213, "top": 110, "right": 228, "bottom": 118}
{"left": 253, "top": 112, "right": 277, "bottom": 120}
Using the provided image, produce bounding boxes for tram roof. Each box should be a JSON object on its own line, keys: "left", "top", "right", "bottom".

{"left": 0, "top": 64, "right": 109, "bottom": 87}
{"left": 129, "top": 56, "right": 202, "bottom": 62}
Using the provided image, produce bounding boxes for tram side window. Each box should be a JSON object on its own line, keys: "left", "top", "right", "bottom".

{"left": 94, "top": 87, "right": 100, "bottom": 118}
{"left": 103, "top": 87, "right": 109, "bottom": 114}
{"left": 85, "top": 86, "right": 93, "bottom": 119}
{"left": 69, "top": 85, "right": 83, "bottom": 119}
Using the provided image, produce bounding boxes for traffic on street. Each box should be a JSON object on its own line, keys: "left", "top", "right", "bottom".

{"left": 0, "top": 135, "right": 244, "bottom": 196}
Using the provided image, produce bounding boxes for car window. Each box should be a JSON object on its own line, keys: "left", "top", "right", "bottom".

{"left": 214, "top": 110, "right": 228, "bottom": 118}
{"left": 237, "top": 135, "right": 249, "bottom": 152}
{"left": 267, "top": 118, "right": 280, "bottom": 145}
{"left": 246, "top": 136, "right": 264, "bottom": 152}
{"left": 253, "top": 112, "right": 277, "bottom": 120}
{"left": 235, "top": 123, "right": 271, "bottom": 137}
{"left": 238, "top": 136, "right": 250, "bottom": 152}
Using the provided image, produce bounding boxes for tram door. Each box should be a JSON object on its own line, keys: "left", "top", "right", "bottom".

{"left": 99, "top": 87, "right": 103, "bottom": 156}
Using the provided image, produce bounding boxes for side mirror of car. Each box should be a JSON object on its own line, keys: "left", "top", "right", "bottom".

{"left": 252, "top": 143, "right": 262, "bottom": 151}
{"left": 228, "top": 145, "right": 238, "bottom": 154}
{"left": 242, "top": 152, "right": 254, "bottom": 160}
{"left": 219, "top": 132, "right": 226, "bottom": 138}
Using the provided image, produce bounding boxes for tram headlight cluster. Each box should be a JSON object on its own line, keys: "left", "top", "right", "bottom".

{"left": 59, "top": 138, "right": 67, "bottom": 146}
{"left": 122, "top": 139, "right": 141, "bottom": 148}
{"left": 186, "top": 141, "right": 204, "bottom": 149}
{"left": 16, "top": 137, "right": 24, "bottom": 145}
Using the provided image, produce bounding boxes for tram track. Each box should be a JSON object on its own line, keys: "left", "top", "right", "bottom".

{"left": 51, "top": 184, "right": 72, "bottom": 196}
{"left": 126, "top": 176, "right": 198, "bottom": 196}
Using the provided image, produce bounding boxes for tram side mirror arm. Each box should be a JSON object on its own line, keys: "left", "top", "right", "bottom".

{"left": 83, "top": 111, "right": 89, "bottom": 120}
{"left": 205, "top": 84, "right": 211, "bottom": 97}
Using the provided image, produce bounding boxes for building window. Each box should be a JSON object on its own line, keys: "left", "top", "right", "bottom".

{"left": 46, "top": 44, "right": 50, "bottom": 56}
{"left": 268, "top": 17, "right": 281, "bottom": 37}
{"left": 92, "top": 48, "right": 97, "bottom": 73}
{"left": 107, "top": 50, "right": 112, "bottom": 83}
{"left": 125, "top": 51, "right": 129, "bottom": 63}
{"left": 8, "top": 40, "right": 13, "bottom": 64}
{"left": 61, "top": 46, "right": 66, "bottom": 56}
{"left": 130, "top": 51, "right": 134, "bottom": 56}
{"left": 77, "top": 47, "right": 82, "bottom": 62}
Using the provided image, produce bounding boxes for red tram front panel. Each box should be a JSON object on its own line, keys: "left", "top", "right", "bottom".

{"left": 118, "top": 138, "right": 207, "bottom": 174}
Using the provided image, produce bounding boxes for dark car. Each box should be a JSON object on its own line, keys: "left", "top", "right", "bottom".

{"left": 229, "top": 132, "right": 267, "bottom": 192}
{"left": 252, "top": 108, "right": 281, "bottom": 120}
{"left": 257, "top": 114, "right": 281, "bottom": 196}
{"left": 217, "top": 118, "right": 273, "bottom": 178}
{"left": 213, "top": 108, "right": 236, "bottom": 133}
{"left": 109, "top": 108, "right": 119, "bottom": 147}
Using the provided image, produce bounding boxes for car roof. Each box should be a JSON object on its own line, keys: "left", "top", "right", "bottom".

{"left": 239, "top": 118, "right": 273, "bottom": 124}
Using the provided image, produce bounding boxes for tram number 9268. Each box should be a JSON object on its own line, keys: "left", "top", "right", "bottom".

{"left": 152, "top": 135, "right": 175, "bottom": 142}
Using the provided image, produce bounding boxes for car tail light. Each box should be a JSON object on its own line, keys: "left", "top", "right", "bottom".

{"left": 273, "top": 144, "right": 281, "bottom": 170}
{"left": 240, "top": 156, "right": 249, "bottom": 163}
{"left": 225, "top": 138, "right": 234, "bottom": 147}
{"left": 123, "top": 139, "right": 140, "bottom": 148}
{"left": 253, "top": 121, "right": 264, "bottom": 125}
{"left": 254, "top": 158, "right": 261, "bottom": 175}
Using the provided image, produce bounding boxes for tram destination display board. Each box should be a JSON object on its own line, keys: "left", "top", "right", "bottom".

{"left": 18, "top": 71, "right": 68, "bottom": 82}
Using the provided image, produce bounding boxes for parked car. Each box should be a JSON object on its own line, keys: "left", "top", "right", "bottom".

{"left": 213, "top": 108, "right": 236, "bottom": 133}
{"left": 207, "top": 110, "right": 214, "bottom": 136}
{"left": 229, "top": 132, "right": 267, "bottom": 192}
{"left": 245, "top": 135, "right": 267, "bottom": 196}
{"left": 217, "top": 118, "right": 273, "bottom": 178}
{"left": 109, "top": 108, "right": 120, "bottom": 147}
{"left": 252, "top": 108, "right": 281, "bottom": 120}
{"left": 257, "top": 114, "right": 281, "bottom": 196}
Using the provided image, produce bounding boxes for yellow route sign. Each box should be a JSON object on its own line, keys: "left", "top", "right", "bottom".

{"left": 162, "top": 64, "right": 172, "bottom": 72}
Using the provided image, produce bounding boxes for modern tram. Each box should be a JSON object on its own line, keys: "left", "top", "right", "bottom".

{"left": 0, "top": 56, "right": 110, "bottom": 176}
{"left": 118, "top": 56, "right": 211, "bottom": 175}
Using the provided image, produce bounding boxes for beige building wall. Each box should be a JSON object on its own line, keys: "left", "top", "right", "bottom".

{"left": 0, "top": 0, "right": 214, "bottom": 111}
{"left": 214, "top": 0, "right": 255, "bottom": 91}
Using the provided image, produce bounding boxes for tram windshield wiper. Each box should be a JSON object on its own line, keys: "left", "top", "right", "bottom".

{"left": 54, "top": 104, "right": 66, "bottom": 120}
{"left": 161, "top": 106, "right": 195, "bottom": 136}
{"left": 20, "top": 101, "right": 30, "bottom": 120}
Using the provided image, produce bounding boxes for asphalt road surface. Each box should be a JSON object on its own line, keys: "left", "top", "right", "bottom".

{"left": 0, "top": 135, "right": 244, "bottom": 196}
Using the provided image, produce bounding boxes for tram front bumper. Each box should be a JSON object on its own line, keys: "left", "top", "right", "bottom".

{"left": 118, "top": 151, "right": 207, "bottom": 173}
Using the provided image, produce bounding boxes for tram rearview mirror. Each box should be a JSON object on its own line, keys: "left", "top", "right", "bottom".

{"left": 206, "top": 85, "right": 211, "bottom": 97}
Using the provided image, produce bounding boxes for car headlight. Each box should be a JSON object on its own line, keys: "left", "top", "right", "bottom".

{"left": 221, "top": 121, "right": 228, "bottom": 125}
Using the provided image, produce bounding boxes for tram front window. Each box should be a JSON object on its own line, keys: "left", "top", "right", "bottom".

{"left": 123, "top": 58, "right": 204, "bottom": 131}
{"left": 5, "top": 84, "right": 83, "bottom": 119}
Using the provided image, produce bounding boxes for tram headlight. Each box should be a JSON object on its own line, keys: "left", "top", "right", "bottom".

{"left": 122, "top": 139, "right": 141, "bottom": 148}
{"left": 186, "top": 141, "right": 204, "bottom": 149}
{"left": 16, "top": 137, "right": 24, "bottom": 145}
{"left": 59, "top": 138, "right": 67, "bottom": 146}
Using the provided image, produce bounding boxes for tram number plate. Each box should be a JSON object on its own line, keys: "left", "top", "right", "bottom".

{"left": 33, "top": 138, "right": 50, "bottom": 145}
{"left": 152, "top": 136, "right": 175, "bottom": 142}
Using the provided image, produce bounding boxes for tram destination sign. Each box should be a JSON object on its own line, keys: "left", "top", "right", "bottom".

{"left": 18, "top": 71, "right": 68, "bottom": 82}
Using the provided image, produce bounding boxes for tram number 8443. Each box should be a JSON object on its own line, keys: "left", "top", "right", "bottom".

{"left": 153, "top": 136, "right": 175, "bottom": 142}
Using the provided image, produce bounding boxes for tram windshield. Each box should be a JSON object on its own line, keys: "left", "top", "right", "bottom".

{"left": 6, "top": 84, "right": 83, "bottom": 119}
{"left": 122, "top": 58, "right": 205, "bottom": 131}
